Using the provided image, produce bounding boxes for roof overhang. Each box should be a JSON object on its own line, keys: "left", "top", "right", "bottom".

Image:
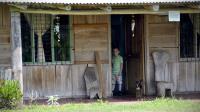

{"left": 0, "top": 0, "right": 200, "bottom": 5}
{"left": 1, "top": 0, "right": 200, "bottom": 15}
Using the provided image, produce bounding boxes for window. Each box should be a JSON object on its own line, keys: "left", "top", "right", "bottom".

{"left": 180, "top": 14, "right": 200, "bottom": 59}
{"left": 21, "top": 14, "right": 72, "bottom": 64}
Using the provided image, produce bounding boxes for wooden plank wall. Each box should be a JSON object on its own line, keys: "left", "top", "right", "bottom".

{"left": 23, "top": 64, "right": 110, "bottom": 98}
{"left": 145, "top": 15, "right": 200, "bottom": 95}
{"left": 145, "top": 15, "right": 179, "bottom": 95}
{"left": 23, "top": 15, "right": 111, "bottom": 98}
{"left": 177, "top": 62, "right": 200, "bottom": 92}
{"left": 0, "top": 5, "right": 11, "bottom": 66}
{"left": 73, "top": 15, "right": 108, "bottom": 63}
{"left": 23, "top": 65, "right": 82, "bottom": 98}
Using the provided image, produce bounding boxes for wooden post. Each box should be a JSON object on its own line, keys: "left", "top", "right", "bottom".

{"left": 11, "top": 12, "right": 23, "bottom": 105}
{"left": 107, "top": 15, "right": 112, "bottom": 97}
{"left": 95, "top": 51, "right": 105, "bottom": 98}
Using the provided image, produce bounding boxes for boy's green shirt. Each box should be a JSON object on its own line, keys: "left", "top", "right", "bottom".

{"left": 112, "top": 55, "right": 123, "bottom": 76}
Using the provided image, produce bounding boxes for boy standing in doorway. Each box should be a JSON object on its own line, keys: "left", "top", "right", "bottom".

{"left": 112, "top": 48, "right": 123, "bottom": 95}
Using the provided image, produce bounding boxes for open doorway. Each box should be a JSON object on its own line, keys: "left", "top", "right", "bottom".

{"left": 111, "top": 15, "right": 144, "bottom": 97}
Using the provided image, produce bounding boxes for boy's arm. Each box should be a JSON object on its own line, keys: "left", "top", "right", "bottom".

{"left": 120, "top": 63, "right": 123, "bottom": 74}
{"left": 120, "top": 57, "right": 123, "bottom": 74}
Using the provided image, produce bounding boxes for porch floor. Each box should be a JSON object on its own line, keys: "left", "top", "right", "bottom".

{"left": 23, "top": 93, "right": 200, "bottom": 105}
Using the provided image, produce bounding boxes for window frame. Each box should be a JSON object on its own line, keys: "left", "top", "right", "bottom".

{"left": 22, "top": 14, "right": 74, "bottom": 65}
{"left": 179, "top": 14, "right": 200, "bottom": 62}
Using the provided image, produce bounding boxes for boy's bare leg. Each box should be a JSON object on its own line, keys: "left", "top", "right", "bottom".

{"left": 117, "top": 75, "right": 122, "bottom": 92}
{"left": 112, "top": 75, "right": 116, "bottom": 91}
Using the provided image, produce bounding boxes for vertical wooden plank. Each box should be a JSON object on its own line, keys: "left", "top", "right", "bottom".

{"left": 3, "top": 6, "right": 10, "bottom": 28}
{"left": 27, "top": 66, "right": 32, "bottom": 96}
{"left": 107, "top": 15, "right": 112, "bottom": 97}
{"left": 44, "top": 66, "right": 55, "bottom": 96}
{"left": 149, "top": 61, "right": 156, "bottom": 95}
{"left": 55, "top": 65, "right": 72, "bottom": 97}
{"left": 30, "top": 14, "right": 35, "bottom": 63}
{"left": 51, "top": 16, "right": 55, "bottom": 62}
{"left": 41, "top": 66, "right": 46, "bottom": 97}
{"left": 71, "top": 65, "right": 87, "bottom": 98}
{"left": 22, "top": 66, "right": 26, "bottom": 97}
{"left": 173, "top": 63, "right": 179, "bottom": 92}
{"left": 145, "top": 15, "right": 156, "bottom": 95}
{"left": 144, "top": 15, "right": 149, "bottom": 95}
{"left": 69, "top": 16, "right": 74, "bottom": 64}
{"left": 166, "top": 62, "right": 178, "bottom": 92}
{"left": 62, "top": 65, "right": 72, "bottom": 97}
{"left": 22, "top": 66, "right": 27, "bottom": 97}
{"left": 178, "top": 62, "right": 187, "bottom": 92}
{"left": 0, "top": 6, "right": 2, "bottom": 28}
{"left": 55, "top": 65, "right": 62, "bottom": 95}
{"left": 32, "top": 66, "right": 43, "bottom": 96}
{"left": 102, "top": 64, "right": 109, "bottom": 97}
{"left": 95, "top": 51, "right": 105, "bottom": 98}
{"left": 196, "top": 62, "right": 200, "bottom": 91}
{"left": 186, "top": 62, "right": 195, "bottom": 91}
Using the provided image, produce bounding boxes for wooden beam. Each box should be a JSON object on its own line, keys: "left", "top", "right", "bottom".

{"left": 74, "top": 60, "right": 109, "bottom": 64}
{"left": 144, "top": 15, "right": 148, "bottom": 95}
{"left": 143, "top": 4, "right": 160, "bottom": 11}
{"left": 10, "top": 12, "right": 23, "bottom": 106}
{"left": 107, "top": 15, "right": 112, "bottom": 97}
{"left": 95, "top": 51, "right": 105, "bottom": 98}
{"left": 9, "top": 4, "right": 27, "bottom": 10}
{"left": 42, "top": 4, "right": 72, "bottom": 11}
{"left": 187, "top": 5, "right": 200, "bottom": 9}
{"left": 10, "top": 7, "right": 200, "bottom": 15}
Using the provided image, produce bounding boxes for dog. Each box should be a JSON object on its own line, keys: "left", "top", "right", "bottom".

{"left": 136, "top": 80, "right": 143, "bottom": 98}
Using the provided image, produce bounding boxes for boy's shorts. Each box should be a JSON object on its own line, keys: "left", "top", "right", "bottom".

{"left": 112, "top": 75, "right": 122, "bottom": 85}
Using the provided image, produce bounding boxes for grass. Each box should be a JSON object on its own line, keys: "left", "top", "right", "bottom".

{"left": 1, "top": 98, "right": 200, "bottom": 112}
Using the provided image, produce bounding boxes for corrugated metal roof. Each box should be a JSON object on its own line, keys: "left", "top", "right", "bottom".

{"left": 0, "top": 0, "right": 200, "bottom": 4}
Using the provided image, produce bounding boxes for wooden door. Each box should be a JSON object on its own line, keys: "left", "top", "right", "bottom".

{"left": 126, "top": 15, "right": 144, "bottom": 95}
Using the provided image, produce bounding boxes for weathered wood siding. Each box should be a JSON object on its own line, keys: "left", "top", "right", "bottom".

{"left": 177, "top": 62, "right": 200, "bottom": 92}
{"left": 23, "top": 64, "right": 110, "bottom": 98}
{"left": 145, "top": 15, "right": 179, "bottom": 95}
{"left": 73, "top": 15, "right": 108, "bottom": 63}
{"left": 145, "top": 15, "right": 200, "bottom": 95}
{"left": 23, "top": 15, "right": 111, "bottom": 98}
{"left": 0, "top": 5, "right": 11, "bottom": 66}
{"left": 23, "top": 65, "right": 81, "bottom": 98}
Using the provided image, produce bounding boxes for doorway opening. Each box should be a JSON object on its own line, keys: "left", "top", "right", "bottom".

{"left": 111, "top": 15, "right": 144, "bottom": 97}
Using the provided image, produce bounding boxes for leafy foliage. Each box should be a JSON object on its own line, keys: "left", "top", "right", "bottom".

{"left": 28, "top": 90, "right": 38, "bottom": 105}
{"left": 47, "top": 95, "right": 59, "bottom": 105}
{"left": 0, "top": 80, "right": 23, "bottom": 109}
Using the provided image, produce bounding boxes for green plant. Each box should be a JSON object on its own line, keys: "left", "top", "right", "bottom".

{"left": 0, "top": 80, "right": 23, "bottom": 109}
{"left": 46, "top": 95, "right": 59, "bottom": 105}
{"left": 28, "top": 90, "right": 38, "bottom": 105}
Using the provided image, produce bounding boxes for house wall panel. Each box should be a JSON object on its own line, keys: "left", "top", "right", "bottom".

{"left": 145, "top": 15, "right": 179, "bottom": 95}
{"left": 73, "top": 15, "right": 109, "bottom": 63}
{"left": 22, "top": 15, "right": 111, "bottom": 98}
{"left": 23, "top": 64, "right": 110, "bottom": 98}
{"left": 145, "top": 14, "right": 200, "bottom": 95}
{"left": 0, "top": 5, "right": 11, "bottom": 66}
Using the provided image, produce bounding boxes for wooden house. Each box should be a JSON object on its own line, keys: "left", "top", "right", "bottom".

{"left": 0, "top": 0, "right": 200, "bottom": 99}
